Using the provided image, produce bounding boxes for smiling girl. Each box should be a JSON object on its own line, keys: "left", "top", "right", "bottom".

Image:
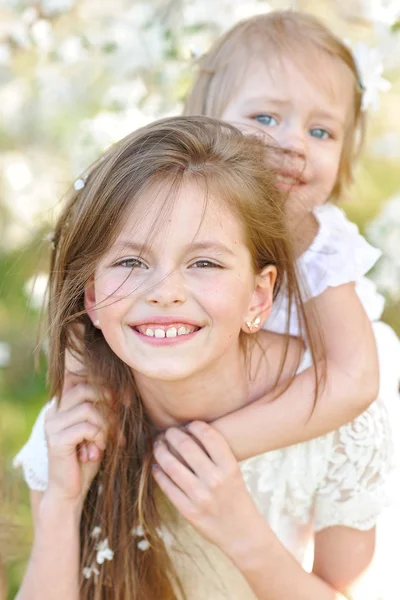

{"left": 14, "top": 117, "right": 392, "bottom": 600}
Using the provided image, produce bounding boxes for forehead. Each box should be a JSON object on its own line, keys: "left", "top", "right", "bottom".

{"left": 113, "top": 179, "right": 246, "bottom": 250}
{"left": 230, "top": 49, "right": 355, "bottom": 120}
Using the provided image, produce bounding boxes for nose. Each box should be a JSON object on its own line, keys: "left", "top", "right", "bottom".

{"left": 145, "top": 269, "right": 187, "bottom": 307}
{"left": 279, "top": 124, "right": 307, "bottom": 157}
{"left": 271, "top": 124, "right": 307, "bottom": 177}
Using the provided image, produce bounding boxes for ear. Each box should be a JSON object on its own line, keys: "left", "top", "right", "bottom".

{"left": 242, "top": 265, "right": 277, "bottom": 334}
{"left": 84, "top": 279, "right": 101, "bottom": 328}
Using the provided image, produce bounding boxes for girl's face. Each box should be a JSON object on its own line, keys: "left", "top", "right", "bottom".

{"left": 221, "top": 54, "right": 354, "bottom": 213}
{"left": 85, "top": 181, "right": 274, "bottom": 382}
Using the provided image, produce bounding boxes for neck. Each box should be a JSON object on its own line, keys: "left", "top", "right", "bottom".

{"left": 134, "top": 343, "right": 251, "bottom": 430}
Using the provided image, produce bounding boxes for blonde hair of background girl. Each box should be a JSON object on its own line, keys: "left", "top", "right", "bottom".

{"left": 45, "top": 116, "right": 320, "bottom": 599}
{"left": 183, "top": 10, "right": 366, "bottom": 201}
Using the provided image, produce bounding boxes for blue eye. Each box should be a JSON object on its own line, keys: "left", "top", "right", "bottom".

{"left": 191, "top": 260, "right": 221, "bottom": 269}
{"left": 310, "top": 128, "right": 331, "bottom": 140}
{"left": 115, "top": 258, "right": 147, "bottom": 269}
{"left": 253, "top": 114, "right": 278, "bottom": 127}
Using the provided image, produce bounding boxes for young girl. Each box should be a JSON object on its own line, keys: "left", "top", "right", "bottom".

{"left": 15, "top": 116, "right": 393, "bottom": 600}
{"left": 183, "top": 10, "right": 400, "bottom": 459}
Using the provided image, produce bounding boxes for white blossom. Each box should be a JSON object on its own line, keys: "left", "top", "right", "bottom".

{"left": 137, "top": 539, "right": 150, "bottom": 551}
{"left": 352, "top": 42, "right": 391, "bottom": 111}
{"left": 91, "top": 526, "right": 102, "bottom": 539}
{"left": 95, "top": 538, "right": 114, "bottom": 565}
{"left": 132, "top": 524, "right": 145, "bottom": 537}
{"left": 82, "top": 563, "right": 100, "bottom": 582}
{"left": 74, "top": 178, "right": 86, "bottom": 191}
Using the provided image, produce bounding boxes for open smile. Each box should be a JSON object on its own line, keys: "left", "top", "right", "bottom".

{"left": 129, "top": 321, "right": 203, "bottom": 345}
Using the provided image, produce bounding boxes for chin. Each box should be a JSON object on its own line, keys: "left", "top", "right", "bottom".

{"left": 133, "top": 363, "right": 197, "bottom": 383}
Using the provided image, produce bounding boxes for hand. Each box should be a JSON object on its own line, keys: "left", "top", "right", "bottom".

{"left": 44, "top": 370, "right": 107, "bottom": 506}
{"left": 152, "top": 421, "right": 265, "bottom": 559}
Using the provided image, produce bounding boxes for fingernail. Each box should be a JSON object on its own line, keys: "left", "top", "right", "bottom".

{"left": 89, "top": 449, "right": 96, "bottom": 460}
{"left": 153, "top": 440, "right": 162, "bottom": 447}
{"left": 152, "top": 462, "right": 159, "bottom": 471}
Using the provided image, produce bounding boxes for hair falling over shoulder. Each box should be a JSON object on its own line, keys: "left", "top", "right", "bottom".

{"left": 46, "top": 115, "right": 323, "bottom": 599}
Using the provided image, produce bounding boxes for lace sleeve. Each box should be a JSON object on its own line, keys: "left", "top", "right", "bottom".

{"left": 314, "top": 399, "right": 395, "bottom": 532}
{"left": 13, "top": 401, "right": 53, "bottom": 491}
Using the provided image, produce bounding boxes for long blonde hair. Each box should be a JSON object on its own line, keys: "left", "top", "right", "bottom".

{"left": 183, "top": 10, "right": 366, "bottom": 200}
{"left": 47, "top": 115, "right": 320, "bottom": 599}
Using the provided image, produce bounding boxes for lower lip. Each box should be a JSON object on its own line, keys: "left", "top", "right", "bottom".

{"left": 130, "top": 327, "right": 202, "bottom": 346}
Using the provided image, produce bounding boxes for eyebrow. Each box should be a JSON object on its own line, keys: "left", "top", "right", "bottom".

{"left": 113, "top": 240, "right": 236, "bottom": 256}
{"left": 242, "top": 96, "right": 345, "bottom": 127}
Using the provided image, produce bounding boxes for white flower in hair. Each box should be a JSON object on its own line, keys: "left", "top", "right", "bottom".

{"left": 74, "top": 177, "right": 85, "bottom": 191}
{"left": 91, "top": 525, "right": 102, "bottom": 539}
{"left": 352, "top": 42, "right": 391, "bottom": 111}
{"left": 137, "top": 539, "right": 151, "bottom": 551}
{"left": 95, "top": 538, "right": 114, "bottom": 564}
{"left": 82, "top": 563, "right": 100, "bottom": 582}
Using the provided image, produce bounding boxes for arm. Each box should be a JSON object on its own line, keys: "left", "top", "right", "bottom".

{"left": 228, "top": 521, "right": 363, "bottom": 600}
{"left": 16, "top": 377, "right": 106, "bottom": 600}
{"left": 313, "top": 526, "right": 377, "bottom": 599}
{"left": 152, "top": 422, "right": 369, "bottom": 600}
{"left": 16, "top": 492, "right": 82, "bottom": 600}
{"left": 212, "top": 282, "right": 379, "bottom": 460}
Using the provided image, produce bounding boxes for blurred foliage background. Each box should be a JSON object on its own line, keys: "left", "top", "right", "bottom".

{"left": 0, "top": 0, "right": 399, "bottom": 597}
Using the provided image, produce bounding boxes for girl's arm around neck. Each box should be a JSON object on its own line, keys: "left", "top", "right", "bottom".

{"left": 15, "top": 491, "right": 81, "bottom": 600}
{"left": 213, "top": 283, "right": 379, "bottom": 460}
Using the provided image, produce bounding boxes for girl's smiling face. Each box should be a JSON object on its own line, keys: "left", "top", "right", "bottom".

{"left": 221, "top": 54, "right": 354, "bottom": 213}
{"left": 85, "top": 180, "right": 275, "bottom": 383}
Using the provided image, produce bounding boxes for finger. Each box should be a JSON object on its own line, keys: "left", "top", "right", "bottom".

{"left": 78, "top": 443, "right": 89, "bottom": 463}
{"left": 48, "top": 401, "right": 107, "bottom": 435}
{"left": 152, "top": 464, "right": 193, "bottom": 517}
{"left": 153, "top": 441, "right": 197, "bottom": 494}
{"left": 164, "top": 427, "right": 213, "bottom": 477}
{"left": 185, "top": 421, "right": 236, "bottom": 469}
{"left": 87, "top": 442, "right": 101, "bottom": 461}
{"left": 53, "top": 422, "right": 106, "bottom": 453}
{"left": 58, "top": 383, "right": 99, "bottom": 412}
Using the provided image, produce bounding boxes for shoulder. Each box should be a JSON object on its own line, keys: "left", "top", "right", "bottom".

{"left": 13, "top": 400, "right": 53, "bottom": 491}
{"left": 299, "top": 203, "right": 382, "bottom": 304}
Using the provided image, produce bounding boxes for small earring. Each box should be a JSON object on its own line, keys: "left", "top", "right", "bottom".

{"left": 245, "top": 316, "right": 261, "bottom": 332}
{"left": 94, "top": 319, "right": 101, "bottom": 328}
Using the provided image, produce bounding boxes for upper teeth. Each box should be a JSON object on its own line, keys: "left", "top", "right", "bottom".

{"left": 276, "top": 174, "right": 299, "bottom": 185}
{"left": 143, "top": 326, "right": 193, "bottom": 338}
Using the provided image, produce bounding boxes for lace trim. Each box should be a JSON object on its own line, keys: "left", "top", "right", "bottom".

{"left": 13, "top": 401, "right": 52, "bottom": 491}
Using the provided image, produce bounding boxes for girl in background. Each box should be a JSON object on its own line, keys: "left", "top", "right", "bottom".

{"left": 183, "top": 9, "right": 400, "bottom": 463}
{"left": 14, "top": 117, "right": 392, "bottom": 599}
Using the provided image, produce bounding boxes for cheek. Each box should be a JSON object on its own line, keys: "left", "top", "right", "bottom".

{"left": 196, "top": 274, "right": 252, "bottom": 325}
{"left": 315, "top": 146, "right": 342, "bottom": 185}
{"left": 95, "top": 269, "right": 144, "bottom": 301}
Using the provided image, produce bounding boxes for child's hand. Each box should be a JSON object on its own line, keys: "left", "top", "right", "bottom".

{"left": 44, "top": 372, "right": 107, "bottom": 506}
{"left": 152, "top": 421, "right": 264, "bottom": 558}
